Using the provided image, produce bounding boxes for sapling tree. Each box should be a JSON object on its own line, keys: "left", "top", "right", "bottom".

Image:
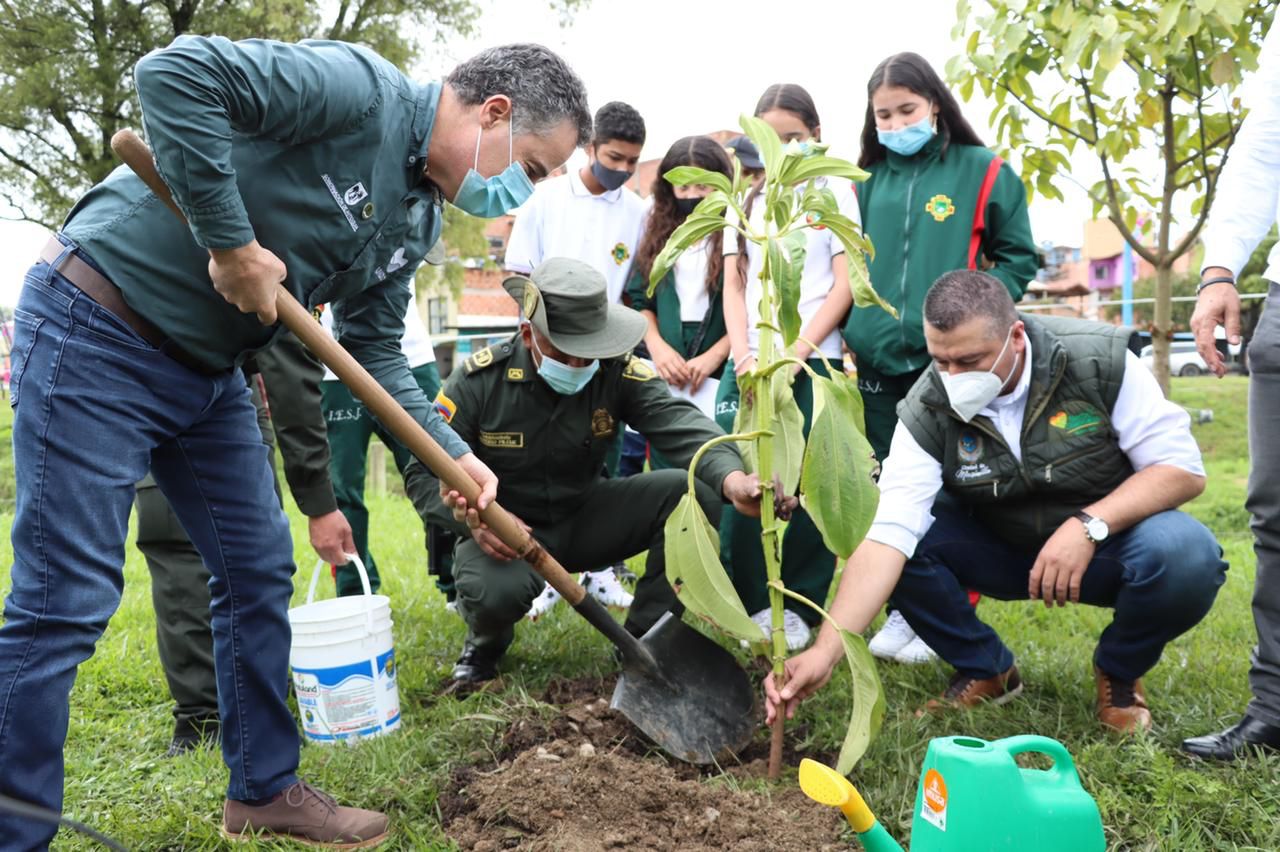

{"left": 650, "top": 115, "right": 894, "bottom": 779}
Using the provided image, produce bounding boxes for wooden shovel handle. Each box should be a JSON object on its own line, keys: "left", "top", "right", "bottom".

{"left": 109, "top": 129, "right": 586, "bottom": 606}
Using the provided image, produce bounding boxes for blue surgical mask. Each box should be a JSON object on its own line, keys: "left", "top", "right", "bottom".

{"left": 877, "top": 110, "right": 937, "bottom": 157}
{"left": 531, "top": 331, "right": 598, "bottom": 395}
{"left": 590, "top": 158, "right": 632, "bottom": 192}
{"left": 452, "top": 118, "right": 534, "bottom": 217}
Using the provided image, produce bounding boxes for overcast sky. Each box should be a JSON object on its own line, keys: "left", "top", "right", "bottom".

{"left": 0, "top": 0, "right": 1107, "bottom": 307}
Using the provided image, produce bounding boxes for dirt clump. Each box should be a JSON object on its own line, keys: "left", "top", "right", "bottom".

{"left": 444, "top": 739, "right": 845, "bottom": 851}
{"left": 442, "top": 676, "right": 847, "bottom": 850}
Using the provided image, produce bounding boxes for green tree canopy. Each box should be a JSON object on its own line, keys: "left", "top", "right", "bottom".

{"left": 0, "top": 0, "right": 582, "bottom": 227}
{"left": 949, "top": 0, "right": 1275, "bottom": 393}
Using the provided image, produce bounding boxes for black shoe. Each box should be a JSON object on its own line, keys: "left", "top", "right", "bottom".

{"left": 451, "top": 642, "right": 503, "bottom": 684}
{"left": 166, "top": 713, "right": 221, "bottom": 758}
{"left": 1181, "top": 714, "right": 1280, "bottom": 760}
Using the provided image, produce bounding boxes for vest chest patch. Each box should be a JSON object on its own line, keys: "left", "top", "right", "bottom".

{"left": 1049, "top": 404, "right": 1104, "bottom": 437}
{"left": 958, "top": 431, "right": 984, "bottom": 463}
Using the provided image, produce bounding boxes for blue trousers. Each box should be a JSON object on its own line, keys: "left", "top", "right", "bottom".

{"left": 0, "top": 242, "right": 300, "bottom": 848}
{"left": 893, "top": 503, "right": 1227, "bottom": 682}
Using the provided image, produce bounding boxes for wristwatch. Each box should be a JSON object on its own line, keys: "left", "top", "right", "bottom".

{"left": 1074, "top": 511, "right": 1110, "bottom": 544}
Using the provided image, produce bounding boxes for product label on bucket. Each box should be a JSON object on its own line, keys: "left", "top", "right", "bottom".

{"left": 921, "top": 768, "right": 948, "bottom": 831}
{"left": 292, "top": 649, "right": 400, "bottom": 742}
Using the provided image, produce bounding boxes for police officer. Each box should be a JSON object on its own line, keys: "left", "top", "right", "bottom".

{"left": 405, "top": 258, "right": 763, "bottom": 684}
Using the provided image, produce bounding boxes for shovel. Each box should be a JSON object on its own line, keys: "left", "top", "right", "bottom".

{"left": 110, "top": 130, "right": 757, "bottom": 765}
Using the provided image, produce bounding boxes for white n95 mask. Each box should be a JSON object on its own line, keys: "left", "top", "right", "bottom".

{"left": 939, "top": 325, "right": 1018, "bottom": 422}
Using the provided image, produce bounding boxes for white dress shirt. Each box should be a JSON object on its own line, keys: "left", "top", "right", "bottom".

{"left": 321, "top": 292, "right": 434, "bottom": 382}
{"left": 867, "top": 337, "right": 1206, "bottom": 558}
{"left": 1200, "top": 20, "right": 1280, "bottom": 280}
{"left": 503, "top": 168, "right": 649, "bottom": 305}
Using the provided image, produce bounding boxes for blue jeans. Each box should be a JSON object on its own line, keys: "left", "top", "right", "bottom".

{"left": 893, "top": 503, "right": 1227, "bottom": 682}
{"left": 0, "top": 242, "right": 299, "bottom": 849}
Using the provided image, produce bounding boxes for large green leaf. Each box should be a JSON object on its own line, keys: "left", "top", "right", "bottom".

{"left": 732, "top": 373, "right": 760, "bottom": 475}
{"left": 664, "top": 492, "right": 762, "bottom": 645}
{"left": 801, "top": 377, "right": 879, "bottom": 559}
{"left": 766, "top": 236, "right": 803, "bottom": 346}
{"left": 778, "top": 584, "right": 886, "bottom": 773}
{"left": 740, "top": 113, "right": 783, "bottom": 177}
{"left": 771, "top": 368, "right": 805, "bottom": 497}
{"left": 649, "top": 213, "right": 729, "bottom": 296}
{"left": 778, "top": 155, "right": 869, "bottom": 188}
{"left": 663, "top": 165, "right": 733, "bottom": 197}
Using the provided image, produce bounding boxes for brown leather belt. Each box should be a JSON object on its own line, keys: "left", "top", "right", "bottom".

{"left": 39, "top": 236, "right": 223, "bottom": 374}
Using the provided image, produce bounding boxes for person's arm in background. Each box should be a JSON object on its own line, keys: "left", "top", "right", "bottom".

{"left": 795, "top": 183, "right": 859, "bottom": 363}
{"left": 979, "top": 160, "right": 1039, "bottom": 301}
{"left": 254, "top": 329, "right": 355, "bottom": 564}
{"left": 333, "top": 269, "right": 498, "bottom": 506}
{"left": 626, "top": 268, "right": 691, "bottom": 387}
{"left": 1193, "top": 22, "right": 1280, "bottom": 374}
{"left": 722, "top": 209, "right": 754, "bottom": 375}
{"left": 133, "top": 35, "right": 391, "bottom": 322}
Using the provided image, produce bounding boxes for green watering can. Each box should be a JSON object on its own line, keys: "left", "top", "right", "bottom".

{"left": 801, "top": 735, "right": 1104, "bottom": 851}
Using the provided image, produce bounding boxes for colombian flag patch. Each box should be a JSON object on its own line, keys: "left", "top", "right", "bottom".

{"left": 433, "top": 390, "right": 457, "bottom": 423}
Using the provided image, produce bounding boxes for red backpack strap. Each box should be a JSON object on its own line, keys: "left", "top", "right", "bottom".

{"left": 967, "top": 156, "right": 1004, "bottom": 270}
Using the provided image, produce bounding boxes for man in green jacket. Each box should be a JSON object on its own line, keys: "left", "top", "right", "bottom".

{"left": 406, "top": 258, "right": 763, "bottom": 684}
{"left": 0, "top": 36, "right": 589, "bottom": 849}
{"left": 768, "top": 271, "right": 1226, "bottom": 734}
{"left": 136, "top": 330, "right": 352, "bottom": 757}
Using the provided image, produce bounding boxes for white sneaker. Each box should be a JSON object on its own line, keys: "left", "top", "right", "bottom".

{"left": 444, "top": 600, "right": 458, "bottom": 614}
{"left": 749, "top": 608, "right": 813, "bottom": 651}
{"left": 584, "top": 569, "right": 633, "bottom": 609}
{"left": 894, "top": 634, "right": 938, "bottom": 664}
{"left": 526, "top": 583, "right": 562, "bottom": 621}
{"left": 868, "top": 610, "right": 916, "bottom": 660}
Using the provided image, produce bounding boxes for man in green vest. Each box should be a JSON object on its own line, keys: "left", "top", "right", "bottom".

{"left": 765, "top": 270, "right": 1226, "bottom": 733}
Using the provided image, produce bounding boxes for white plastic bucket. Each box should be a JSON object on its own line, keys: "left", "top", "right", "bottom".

{"left": 288, "top": 554, "right": 400, "bottom": 744}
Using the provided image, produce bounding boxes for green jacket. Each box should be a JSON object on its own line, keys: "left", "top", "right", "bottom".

{"left": 843, "top": 137, "right": 1039, "bottom": 376}
{"left": 897, "top": 314, "right": 1133, "bottom": 549}
{"left": 416, "top": 336, "right": 744, "bottom": 528}
{"left": 60, "top": 34, "right": 467, "bottom": 460}
{"left": 625, "top": 268, "right": 727, "bottom": 378}
{"left": 246, "top": 330, "right": 337, "bottom": 516}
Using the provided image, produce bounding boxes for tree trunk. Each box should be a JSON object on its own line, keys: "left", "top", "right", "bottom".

{"left": 1152, "top": 263, "right": 1172, "bottom": 397}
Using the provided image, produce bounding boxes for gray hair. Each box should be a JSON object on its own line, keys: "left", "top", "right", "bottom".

{"left": 447, "top": 44, "right": 592, "bottom": 146}
{"left": 923, "top": 270, "right": 1018, "bottom": 338}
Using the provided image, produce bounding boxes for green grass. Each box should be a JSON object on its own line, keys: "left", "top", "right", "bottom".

{"left": 1, "top": 376, "right": 1278, "bottom": 850}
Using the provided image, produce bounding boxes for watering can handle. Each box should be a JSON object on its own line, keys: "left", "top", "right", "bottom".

{"left": 998, "top": 735, "right": 1079, "bottom": 783}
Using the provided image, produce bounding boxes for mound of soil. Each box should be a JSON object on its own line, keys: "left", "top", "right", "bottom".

{"left": 441, "top": 677, "right": 846, "bottom": 851}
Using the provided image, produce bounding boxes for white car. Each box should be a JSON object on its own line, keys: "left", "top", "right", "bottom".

{"left": 1140, "top": 342, "right": 1210, "bottom": 377}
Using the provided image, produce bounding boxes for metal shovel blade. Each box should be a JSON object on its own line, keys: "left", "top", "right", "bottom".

{"left": 610, "top": 612, "right": 758, "bottom": 765}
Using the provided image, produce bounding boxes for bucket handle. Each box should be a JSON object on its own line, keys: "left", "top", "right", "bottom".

{"left": 998, "top": 735, "right": 1080, "bottom": 784}
{"left": 306, "top": 553, "right": 376, "bottom": 636}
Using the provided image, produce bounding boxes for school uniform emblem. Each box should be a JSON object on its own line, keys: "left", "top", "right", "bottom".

{"left": 926, "top": 194, "right": 956, "bottom": 222}
{"left": 591, "top": 408, "right": 616, "bottom": 438}
{"left": 805, "top": 211, "right": 828, "bottom": 230}
{"left": 611, "top": 242, "right": 631, "bottom": 266}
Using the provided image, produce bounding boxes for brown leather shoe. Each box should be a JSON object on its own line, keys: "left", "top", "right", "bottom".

{"left": 921, "top": 665, "right": 1023, "bottom": 713}
{"left": 1095, "top": 666, "right": 1152, "bottom": 733}
{"left": 222, "top": 780, "right": 390, "bottom": 848}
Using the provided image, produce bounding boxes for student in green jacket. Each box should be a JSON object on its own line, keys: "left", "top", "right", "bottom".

{"left": 843, "top": 52, "right": 1039, "bottom": 666}
{"left": 626, "top": 135, "right": 734, "bottom": 468}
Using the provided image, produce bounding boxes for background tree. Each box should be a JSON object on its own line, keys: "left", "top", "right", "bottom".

{"left": 0, "top": 0, "right": 585, "bottom": 227}
{"left": 949, "top": 0, "right": 1276, "bottom": 395}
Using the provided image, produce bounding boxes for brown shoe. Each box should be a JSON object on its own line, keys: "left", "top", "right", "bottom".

{"left": 921, "top": 665, "right": 1023, "bottom": 713}
{"left": 1095, "top": 666, "right": 1152, "bottom": 733}
{"left": 222, "top": 780, "right": 390, "bottom": 848}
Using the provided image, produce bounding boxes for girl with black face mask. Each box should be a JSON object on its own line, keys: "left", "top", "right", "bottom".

{"left": 626, "top": 136, "right": 734, "bottom": 465}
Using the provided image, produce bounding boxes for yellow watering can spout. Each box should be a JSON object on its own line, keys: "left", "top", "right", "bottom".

{"left": 798, "top": 759, "right": 904, "bottom": 851}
